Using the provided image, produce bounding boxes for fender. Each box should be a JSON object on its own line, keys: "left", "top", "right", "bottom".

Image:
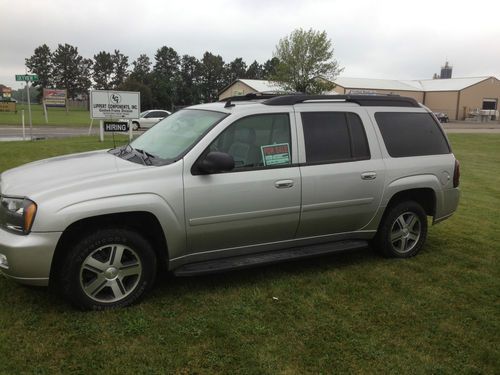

{"left": 363, "top": 174, "right": 441, "bottom": 231}
{"left": 36, "top": 193, "right": 186, "bottom": 260}
{"left": 383, "top": 174, "right": 441, "bottom": 208}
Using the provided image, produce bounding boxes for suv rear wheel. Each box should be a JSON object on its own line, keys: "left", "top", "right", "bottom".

{"left": 60, "top": 228, "right": 157, "bottom": 310}
{"left": 374, "top": 201, "right": 428, "bottom": 258}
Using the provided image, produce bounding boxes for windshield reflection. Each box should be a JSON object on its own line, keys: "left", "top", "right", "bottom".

{"left": 130, "top": 109, "right": 227, "bottom": 161}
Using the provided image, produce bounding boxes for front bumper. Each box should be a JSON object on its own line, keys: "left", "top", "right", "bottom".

{"left": 0, "top": 228, "right": 62, "bottom": 286}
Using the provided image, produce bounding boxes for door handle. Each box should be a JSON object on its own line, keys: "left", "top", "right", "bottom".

{"left": 275, "top": 179, "right": 294, "bottom": 189}
{"left": 361, "top": 172, "right": 377, "bottom": 180}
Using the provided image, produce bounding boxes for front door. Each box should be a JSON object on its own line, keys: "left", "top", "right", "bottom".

{"left": 183, "top": 112, "right": 301, "bottom": 254}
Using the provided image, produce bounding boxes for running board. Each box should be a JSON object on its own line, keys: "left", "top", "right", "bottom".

{"left": 173, "top": 240, "right": 369, "bottom": 277}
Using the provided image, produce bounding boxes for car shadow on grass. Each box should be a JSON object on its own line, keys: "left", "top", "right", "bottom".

{"left": 151, "top": 246, "right": 381, "bottom": 298}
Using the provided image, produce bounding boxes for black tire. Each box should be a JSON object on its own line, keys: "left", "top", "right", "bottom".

{"left": 374, "top": 201, "right": 428, "bottom": 258}
{"left": 59, "top": 228, "right": 157, "bottom": 310}
{"left": 132, "top": 122, "right": 140, "bottom": 131}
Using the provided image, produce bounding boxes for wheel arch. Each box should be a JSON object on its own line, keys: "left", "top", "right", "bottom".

{"left": 49, "top": 211, "right": 168, "bottom": 288}
{"left": 385, "top": 188, "right": 437, "bottom": 217}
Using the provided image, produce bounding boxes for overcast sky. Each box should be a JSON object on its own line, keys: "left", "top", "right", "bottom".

{"left": 2, "top": 0, "right": 500, "bottom": 90}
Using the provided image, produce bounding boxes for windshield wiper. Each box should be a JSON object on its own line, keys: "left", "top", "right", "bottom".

{"left": 117, "top": 143, "right": 133, "bottom": 157}
{"left": 134, "top": 148, "right": 157, "bottom": 165}
{"left": 113, "top": 144, "right": 158, "bottom": 166}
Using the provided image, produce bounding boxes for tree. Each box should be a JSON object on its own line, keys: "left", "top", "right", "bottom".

{"left": 262, "top": 57, "right": 280, "bottom": 79}
{"left": 245, "top": 60, "right": 263, "bottom": 80}
{"left": 111, "top": 49, "right": 129, "bottom": 88}
{"left": 199, "top": 52, "right": 226, "bottom": 102}
{"left": 178, "top": 54, "right": 202, "bottom": 106}
{"left": 270, "top": 28, "right": 342, "bottom": 94}
{"left": 225, "top": 57, "right": 247, "bottom": 83}
{"left": 77, "top": 58, "right": 93, "bottom": 99}
{"left": 52, "top": 43, "right": 92, "bottom": 99}
{"left": 25, "top": 44, "right": 53, "bottom": 101}
{"left": 130, "top": 54, "right": 152, "bottom": 84}
{"left": 152, "top": 46, "right": 180, "bottom": 109}
{"left": 11, "top": 87, "right": 39, "bottom": 103}
{"left": 118, "top": 78, "right": 153, "bottom": 110}
{"left": 92, "top": 51, "right": 114, "bottom": 89}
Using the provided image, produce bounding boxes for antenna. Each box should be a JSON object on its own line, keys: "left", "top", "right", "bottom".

{"left": 224, "top": 99, "right": 235, "bottom": 108}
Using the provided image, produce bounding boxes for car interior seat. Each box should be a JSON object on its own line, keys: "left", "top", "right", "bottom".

{"left": 227, "top": 127, "right": 261, "bottom": 167}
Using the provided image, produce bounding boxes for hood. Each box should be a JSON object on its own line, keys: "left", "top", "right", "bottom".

{"left": 0, "top": 150, "right": 143, "bottom": 198}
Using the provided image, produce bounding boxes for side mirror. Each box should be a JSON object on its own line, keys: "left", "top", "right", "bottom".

{"left": 198, "top": 152, "right": 235, "bottom": 174}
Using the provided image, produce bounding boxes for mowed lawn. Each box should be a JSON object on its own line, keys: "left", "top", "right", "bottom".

{"left": 0, "top": 134, "right": 498, "bottom": 374}
{"left": 0, "top": 104, "right": 90, "bottom": 126}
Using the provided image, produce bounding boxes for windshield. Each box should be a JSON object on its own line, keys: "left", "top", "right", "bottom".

{"left": 139, "top": 111, "right": 148, "bottom": 117}
{"left": 130, "top": 109, "right": 227, "bottom": 160}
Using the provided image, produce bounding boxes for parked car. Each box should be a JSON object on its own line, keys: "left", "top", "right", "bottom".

{"left": 0, "top": 94, "right": 460, "bottom": 310}
{"left": 132, "top": 109, "right": 171, "bottom": 130}
{"left": 433, "top": 112, "right": 449, "bottom": 123}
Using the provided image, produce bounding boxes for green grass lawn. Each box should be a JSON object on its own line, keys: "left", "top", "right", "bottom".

{"left": 0, "top": 104, "right": 91, "bottom": 126}
{"left": 0, "top": 134, "right": 499, "bottom": 374}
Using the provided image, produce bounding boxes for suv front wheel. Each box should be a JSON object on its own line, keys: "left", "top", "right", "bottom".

{"left": 60, "top": 228, "right": 157, "bottom": 310}
{"left": 374, "top": 201, "right": 428, "bottom": 258}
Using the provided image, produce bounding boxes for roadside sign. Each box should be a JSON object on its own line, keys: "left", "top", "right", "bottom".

{"left": 90, "top": 90, "right": 140, "bottom": 119}
{"left": 43, "top": 89, "right": 67, "bottom": 107}
{"left": 15, "top": 74, "right": 38, "bottom": 82}
{"left": 104, "top": 121, "right": 129, "bottom": 132}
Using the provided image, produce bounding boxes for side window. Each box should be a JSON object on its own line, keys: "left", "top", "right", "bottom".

{"left": 375, "top": 112, "right": 451, "bottom": 157}
{"left": 209, "top": 113, "right": 292, "bottom": 170}
{"left": 150, "top": 111, "right": 166, "bottom": 118}
{"left": 301, "top": 112, "right": 370, "bottom": 164}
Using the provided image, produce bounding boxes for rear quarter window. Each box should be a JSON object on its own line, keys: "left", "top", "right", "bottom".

{"left": 375, "top": 112, "right": 450, "bottom": 157}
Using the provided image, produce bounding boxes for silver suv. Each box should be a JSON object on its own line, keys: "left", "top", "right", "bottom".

{"left": 0, "top": 94, "right": 460, "bottom": 310}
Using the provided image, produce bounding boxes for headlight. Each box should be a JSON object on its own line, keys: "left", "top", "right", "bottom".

{"left": 0, "top": 196, "right": 37, "bottom": 234}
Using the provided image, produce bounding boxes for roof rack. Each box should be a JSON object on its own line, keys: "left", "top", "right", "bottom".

{"left": 221, "top": 93, "right": 283, "bottom": 107}
{"left": 262, "top": 94, "right": 420, "bottom": 107}
{"left": 220, "top": 93, "right": 281, "bottom": 102}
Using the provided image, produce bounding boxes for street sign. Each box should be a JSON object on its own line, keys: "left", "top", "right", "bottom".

{"left": 104, "top": 121, "right": 129, "bottom": 132}
{"left": 15, "top": 74, "right": 39, "bottom": 82}
{"left": 90, "top": 90, "right": 140, "bottom": 119}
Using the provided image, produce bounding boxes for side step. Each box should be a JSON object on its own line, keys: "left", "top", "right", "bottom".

{"left": 173, "top": 240, "right": 369, "bottom": 277}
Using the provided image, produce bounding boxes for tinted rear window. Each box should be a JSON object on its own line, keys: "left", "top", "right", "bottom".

{"left": 301, "top": 112, "right": 370, "bottom": 164}
{"left": 375, "top": 112, "right": 450, "bottom": 157}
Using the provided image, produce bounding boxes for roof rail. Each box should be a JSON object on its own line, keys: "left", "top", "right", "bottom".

{"left": 262, "top": 94, "right": 420, "bottom": 107}
{"left": 220, "top": 92, "right": 282, "bottom": 103}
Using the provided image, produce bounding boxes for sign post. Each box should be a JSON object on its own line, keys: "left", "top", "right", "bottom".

{"left": 90, "top": 90, "right": 140, "bottom": 142}
{"left": 16, "top": 74, "right": 38, "bottom": 141}
{"left": 21, "top": 110, "right": 26, "bottom": 141}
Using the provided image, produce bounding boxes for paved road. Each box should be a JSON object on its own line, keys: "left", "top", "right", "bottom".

{"left": 0, "top": 125, "right": 141, "bottom": 141}
{"left": 1, "top": 121, "right": 499, "bottom": 141}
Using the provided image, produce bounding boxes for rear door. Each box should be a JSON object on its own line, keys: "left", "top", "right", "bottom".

{"left": 295, "top": 104, "right": 385, "bottom": 237}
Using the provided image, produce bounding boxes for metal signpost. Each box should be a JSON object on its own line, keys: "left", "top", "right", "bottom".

{"left": 89, "top": 90, "right": 140, "bottom": 141}
{"left": 16, "top": 74, "right": 38, "bottom": 141}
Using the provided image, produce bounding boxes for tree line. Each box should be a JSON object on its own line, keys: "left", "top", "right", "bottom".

{"left": 25, "top": 44, "right": 279, "bottom": 110}
{"left": 25, "top": 29, "right": 342, "bottom": 110}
